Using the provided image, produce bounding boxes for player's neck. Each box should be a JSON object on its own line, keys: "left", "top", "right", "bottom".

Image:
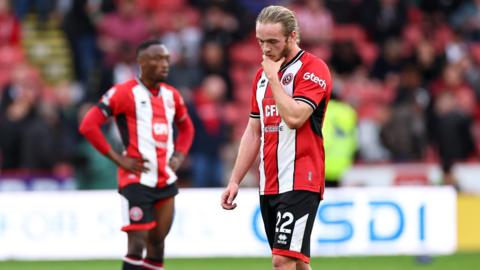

{"left": 284, "top": 45, "right": 301, "bottom": 64}
{"left": 139, "top": 76, "right": 160, "bottom": 90}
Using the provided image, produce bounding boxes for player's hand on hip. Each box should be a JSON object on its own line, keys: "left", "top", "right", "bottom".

{"left": 168, "top": 152, "right": 185, "bottom": 171}
{"left": 117, "top": 156, "right": 150, "bottom": 174}
{"left": 221, "top": 182, "right": 239, "bottom": 210}
{"left": 262, "top": 55, "right": 285, "bottom": 81}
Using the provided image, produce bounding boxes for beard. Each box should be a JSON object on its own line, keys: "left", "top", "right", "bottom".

{"left": 280, "top": 45, "right": 291, "bottom": 60}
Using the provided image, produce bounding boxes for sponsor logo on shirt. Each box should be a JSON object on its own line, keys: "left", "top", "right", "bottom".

{"left": 265, "top": 125, "right": 278, "bottom": 132}
{"left": 264, "top": 125, "right": 284, "bottom": 132}
{"left": 153, "top": 123, "right": 168, "bottom": 135}
{"left": 265, "top": 105, "right": 279, "bottom": 117}
{"left": 303, "top": 72, "right": 326, "bottom": 89}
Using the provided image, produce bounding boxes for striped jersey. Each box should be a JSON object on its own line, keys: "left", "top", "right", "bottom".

{"left": 250, "top": 50, "right": 332, "bottom": 197}
{"left": 98, "top": 79, "right": 188, "bottom": 189}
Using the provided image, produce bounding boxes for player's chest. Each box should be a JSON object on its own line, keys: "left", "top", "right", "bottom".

{"left": 126, "top": 88, "right": 176, "bottom": 124}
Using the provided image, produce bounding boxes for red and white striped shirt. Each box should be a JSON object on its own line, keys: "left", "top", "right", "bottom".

{"left": 250, "top": 50, "right": 332, "bottom": 197}
{"left": 98, "top": 79, "right": 189, "bottom": 188}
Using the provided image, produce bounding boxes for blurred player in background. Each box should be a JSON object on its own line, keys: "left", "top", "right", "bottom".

{"left": 323, "top": 93, "right": 357, "bottom": 187}
{"left": 221, "top": 5, "right": 332, "bottom": 270}
{"left": 79, "top": 40, "right": 194, "bottom": 270}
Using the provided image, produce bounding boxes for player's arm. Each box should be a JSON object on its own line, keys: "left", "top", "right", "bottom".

{"left": 262, "top": 56, "right": 313, "bottom": 129}
{"left": 170, "top": 114, "right": 194, "bottom": 171}
{"left": 221, "top": 118, "right": 261, "bottom": 210}
{"left": 169, "top": 91, "right": 195, "bottom": 171}
{"left": 79, "top": 105, "right": 148, "bottom": 174}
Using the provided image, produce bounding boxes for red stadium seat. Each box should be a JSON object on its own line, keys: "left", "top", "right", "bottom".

{"left": 0, "top": 45, "right": 25, "bottom": 67}
{"left": 469, "top": 43, "right": 480, "bottom": 65}
{"left": 357, "top": 41, "right": 379, "bottom": 68}
{"left": 229, "top": 37, "right": 262, "bottom": 66}
{"left": 433, "top": 25, "right": 454, "bottom": 53}
{"left": 309, "top": 45, "right": 332, "bottom": 62}
{"left": 0, "top": 46, "right": 25, "bottom": 88}
{"left": 151, "top": 7, "right": 200, "bottom": 34}
{"left": 333, "top": 24, "right": 367, "bottom": 43}
{"left": 137, "top": 0, "right": 186, "bottom": 12}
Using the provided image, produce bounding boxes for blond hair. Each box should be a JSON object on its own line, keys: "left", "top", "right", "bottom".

{"left": 256, "top": 5, "right": 300, "bottom": 44}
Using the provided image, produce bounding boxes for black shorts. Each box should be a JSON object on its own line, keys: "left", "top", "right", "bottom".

{"left": 260, "top": 190, "right": 320, "bottom": 263}
{"left": 119, "top": 183, "right": 178, "bottom": 231}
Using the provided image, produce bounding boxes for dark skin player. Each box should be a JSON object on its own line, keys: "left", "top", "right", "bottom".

{"left": 107, "top": 43, "right": 183, "bottom": 264}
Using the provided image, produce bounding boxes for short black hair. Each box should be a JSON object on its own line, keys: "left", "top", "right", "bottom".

{"left": 136, "top": 39, "right": 163, "bottom": 57}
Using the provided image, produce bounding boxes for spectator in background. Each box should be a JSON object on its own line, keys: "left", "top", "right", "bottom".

{"left": 0, "top": 0, "right": 21, "bottom": 47}
{"left": 62, "top": 0, "right": 101, "bottom": 89}
{"left": 325, "top": 0, "right": 359, "bottom": 24}
{"left": 112, "top": 42, "right": 138, "bottom": 84}
{"left": 293, "top": 0, "right": 333, "bottom": 48}
{"left": 429, "top": 64, "right": 477, "bottom": 189}
{"left": 323, "top": 93, "right": 357, "bottom": 187}
{"left": 0, "top": 64, "right": 40, "bottom": 171}
{"left": 96, "top": 0, "right": 151, "bottom": 98}
{"left": 199, "top": 40, "right": 234, "bottom": 100}
{"left": 189, "top": 74, "right": 228, "bottom": 187}
{"left": 381, "top": 65, "right": 429, "bottom": 161}
{"left": 166, "top": 48, "right": 203, "bottom": 97}
{"left": 329, "top": 40, "right": 363, "bottom": 76}
{"left": 201, "top": 0, "right": 252, "bottom": 44}
{"left": 0, "top": 63, "right": 72, "bottom": 173}
{"left": 461, "top": 46, "right": 480, "bottom": 102}
{"left": 160, "top": 7, "right": 202, "bottom": 67}
{"left": 370, "top": 38, "right": 404, "bottom": 81}
{"left": 357, "top": 105, "right": 392, "bottom": 162}
{"left": 408, "top": 39, "right": 445, "bottom": 86}
{"left": 202, "top": 3, "right": 239, "bottom": 46}
{"left": 432, "top": 91, "right": 475, "bottom": 189}
{"left": 450, "top": 0, "right": 480, "bottom": 41}
{"left": 359, "top": 0, "right": 407, "bottom": 44}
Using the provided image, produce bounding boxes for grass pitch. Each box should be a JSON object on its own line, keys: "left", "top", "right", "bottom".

{"left": 0, "top": 252, "right": 479, "bottom": 270}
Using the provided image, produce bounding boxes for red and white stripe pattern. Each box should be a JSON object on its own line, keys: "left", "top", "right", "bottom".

{"left": 250, "top": 51, "right": 332, "bottom": 196}
{"left": 99, "top": 79, "right": 186, "bottom": 189}
{"left": 132, "top": 83, "right": 177, "bottom": 187}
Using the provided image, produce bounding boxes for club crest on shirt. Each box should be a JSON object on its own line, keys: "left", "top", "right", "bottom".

{"left": 129, "top": 207, "right": 143, "bottom": 221}
{"left": 282, "top": 73, "right": 293, "bottom": 85}
{"left": 166, "top": 98, "right": 174, "bottom": 109}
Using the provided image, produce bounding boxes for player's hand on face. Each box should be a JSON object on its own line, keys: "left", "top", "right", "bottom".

{"left": 221, "top": 182, "right": 239, "bottom": 210}
{"left": 262, "top": 55, "right": 285, "bottom": 81}
{"left": 117, "top": 156, "right": 150, "bottom": 174}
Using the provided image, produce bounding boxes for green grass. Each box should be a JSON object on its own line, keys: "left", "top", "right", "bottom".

{"left": 1, "top": 252, "right": 479, "bottom": 270}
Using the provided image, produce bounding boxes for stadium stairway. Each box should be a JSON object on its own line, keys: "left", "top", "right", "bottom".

{"left": 21, "top": 13, "right": 73, "bottom": 86}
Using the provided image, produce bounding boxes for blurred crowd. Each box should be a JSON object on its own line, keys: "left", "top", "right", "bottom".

{"left": 0, "top": 0, "right": 479, "bottom": 189}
